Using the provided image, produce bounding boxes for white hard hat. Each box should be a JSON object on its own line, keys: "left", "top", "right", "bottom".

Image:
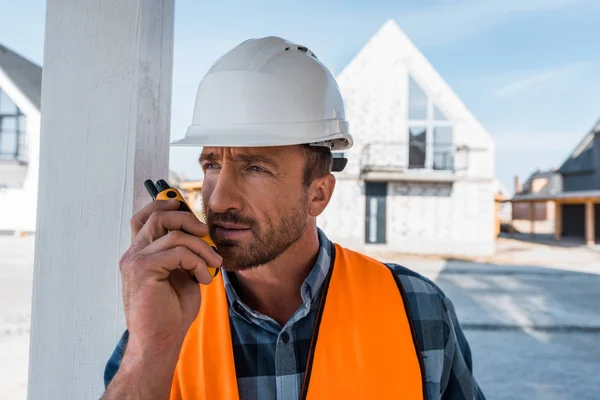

{"left": 171, "top": 36, "right": 353, "bottom": 153}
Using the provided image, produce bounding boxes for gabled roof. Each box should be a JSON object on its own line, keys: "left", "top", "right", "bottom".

{"left": 336, "top": 19, "right": 493, "bottom": 147}
{"left": 0, "top": 44, "right": 42, "bottom": 110}
{"left": 519, "top": 169, "right": 562, "bottom": 196}
{"left": 558, "top": 118, "right": 600, "bottom": 175}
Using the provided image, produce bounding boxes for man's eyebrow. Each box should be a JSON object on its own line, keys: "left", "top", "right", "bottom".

{"left": 199, "top": 153, "right": 218, "bottom": 163}
{"left": 235, "top": 154, "right": 280, "bottom": 168}
{"left": 198, "top": 152, "right": 280, "bottom": 168}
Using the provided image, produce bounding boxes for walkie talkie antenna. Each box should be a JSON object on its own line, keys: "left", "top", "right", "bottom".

{"left": 156, "top": 179, "right": 171, "bottom": 192}
{"left": 144, "top": 179, "right": 159, "bottom": 200}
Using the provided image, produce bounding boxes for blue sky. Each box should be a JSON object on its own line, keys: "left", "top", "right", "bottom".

{"left": 1, "top": 0, "right": 599, "bottom": 192}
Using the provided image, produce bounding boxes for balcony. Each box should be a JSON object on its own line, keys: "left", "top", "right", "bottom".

{"left": 1, "top": 107, "right": 28, "bottom": 165}
{"left": 0, "top": 129, "right": 28, "bottom": 165}
{"left": 359, "top": 142, "right": 470, "bottom": 182}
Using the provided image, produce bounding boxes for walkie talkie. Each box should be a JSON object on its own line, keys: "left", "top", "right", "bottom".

{"left": 144, "top": 179, "right": 219, "bottom": 280}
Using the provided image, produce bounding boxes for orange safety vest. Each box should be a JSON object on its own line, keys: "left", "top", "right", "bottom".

{"left": 170, "top": 244, "right": 426, "bottom": 399}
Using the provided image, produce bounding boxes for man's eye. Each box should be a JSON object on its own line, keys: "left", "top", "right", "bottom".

{"left": 204, "top": 163, "right": 218, "bottom": 170}
{"left": 249, "top": 165, "right": 265, "bottom": 173}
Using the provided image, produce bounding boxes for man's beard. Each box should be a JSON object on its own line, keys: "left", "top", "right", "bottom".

{"left": 205, "top": 195, "right": 309, "bottom": 271}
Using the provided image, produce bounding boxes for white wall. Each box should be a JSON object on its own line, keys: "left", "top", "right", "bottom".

{"left": 386, "top": 181, "right": 494, "bottom": 256}
{"left": 0, "top": 68, "right": 41, "bottom": 233}
{"left": 0, "top": 164, "right": 27, "bottom": 189}
{"left": 320, "top": 180, "right": 495, "bottom": 257}
{"left": 319, "top": 178, "right": 365, "bottom": 249}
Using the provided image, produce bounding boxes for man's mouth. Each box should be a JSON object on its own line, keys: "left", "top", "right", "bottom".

{"left": 212, "top": 223, "right": 252, "bottom": 240}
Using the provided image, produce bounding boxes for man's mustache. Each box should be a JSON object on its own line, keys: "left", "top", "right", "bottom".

{"left": 206, "top": 211, "right": 256, "bottom": 228}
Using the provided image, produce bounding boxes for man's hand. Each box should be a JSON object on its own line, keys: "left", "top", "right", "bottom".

{"left": 103, "top": 199, "right": 222, "bottom": 399}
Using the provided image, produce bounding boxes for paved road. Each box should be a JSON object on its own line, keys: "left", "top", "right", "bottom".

{"left": 0, "top": 237, "right": 32, "bottom": 399}
{"left": 1, "top": 236, "right": 599, "bottom": 399}
{"left": 407, "top": 260, "right": 600, "bottom": 400}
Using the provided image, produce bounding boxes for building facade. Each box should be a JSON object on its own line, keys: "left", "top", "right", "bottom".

{"left": 512, "top": 169, "right": 561, "bottom": 222}
{"left": 318, "top": 20, "right": 495, "bottom": 257}
{"left": 0, "top": 44, "right": 41, "bottom": 234}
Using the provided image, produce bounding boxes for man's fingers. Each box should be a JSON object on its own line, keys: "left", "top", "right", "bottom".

{"left": 127, "top": 200, "right": 217, "bottom": 286}
{"left": 139, "top": 230, "right": 223, "bottom": 270}
{"left": 168, "top": 269, "right": 202, "bottom": 309}
{"left": 130, "top": 199, "right": 180, "bottom": 240}
{"left": 133, "top": 210, "right": 210, "bottom": 249}
{"left": 135, "top": 246, "right": 214, "bottom": 285}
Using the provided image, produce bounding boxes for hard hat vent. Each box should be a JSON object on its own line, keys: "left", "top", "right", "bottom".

{"left": 284, "top": 45, "right": 318, "bottom": 59}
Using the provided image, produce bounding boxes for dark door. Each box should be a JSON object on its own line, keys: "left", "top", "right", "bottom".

{"left": 365, "top": 182, "right": 387, "bottom": 244}
{"left": 562, "top": 204, "right": 585, "bottom": 237}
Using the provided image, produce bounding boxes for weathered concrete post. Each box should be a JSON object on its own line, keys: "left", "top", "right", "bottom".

{"left": 28, "top": 1, "right": 174, "bottom": 397}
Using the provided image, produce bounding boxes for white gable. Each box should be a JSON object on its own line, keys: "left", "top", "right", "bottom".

{"left": 0, "top": 64, "right": 40, "bottom": 120}
{"left": 336, "top": 19, "right": 494, "bottom": 178}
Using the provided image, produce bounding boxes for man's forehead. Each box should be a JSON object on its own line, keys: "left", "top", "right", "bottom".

{"left": 200, "top": 146, "right": 301, "bottom": 159}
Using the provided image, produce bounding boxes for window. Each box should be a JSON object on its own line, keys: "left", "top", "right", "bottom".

{"left": 433, "top": 105, "right": 447, "bottom": 121}
{"left": 433, "top": 127, "right": 453, "bottom": 170}
{"left": 408, "top": 126, "right": 426, "bottom": 168}
{"left": 365, "top": 182, "right": 387, "bottom": 244}
{"left": 408, "top": 76, "right": 427, "bottom": 120}
{"left": 407, "top": 75, "right": 453, "bottom": 171}
{"left": 0, "top": 88, "right": 27, "bottom": 162}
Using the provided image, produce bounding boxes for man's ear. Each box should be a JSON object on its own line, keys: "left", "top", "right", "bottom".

{"left": 308, "top": 173, "right": 336, "bottom": 217}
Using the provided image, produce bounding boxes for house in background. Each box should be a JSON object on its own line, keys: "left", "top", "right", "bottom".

{"left": 512, "top": 168, "right": 562, "bottom": 233}
{"left": 0, "top": 42, "right": 198, "bottom": 236}
{"left": 509, "top": 118, "right": 600, "bottom": 245}
{"left": 318, "top": 20, "right": 496, "bottom": 257}
{"left": 555, "top": 119, "right": 600, "bottom": 239}
{"left": 0, "top": 44, "right": 42, "bottom": 234}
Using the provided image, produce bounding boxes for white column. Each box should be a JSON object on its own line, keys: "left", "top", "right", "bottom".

{"left": 28, "top": 1, "right": 174, "bottom": 398}
{"left": 554, "top": 202, "right": 562, "bottom": 241}
{"left": 585, "top": 201, "right": 595, "bottom": 247}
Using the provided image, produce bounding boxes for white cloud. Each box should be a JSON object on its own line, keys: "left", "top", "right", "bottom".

{"left": 493, "top": 62, "right": 590, "bottom": 98}
{"left": 397, "top": 0, "right": 584, "bottom": 47}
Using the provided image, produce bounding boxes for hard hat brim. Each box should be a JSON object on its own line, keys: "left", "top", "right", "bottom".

{"left": 171, "top": 120, "right": 353, "bottom": 151}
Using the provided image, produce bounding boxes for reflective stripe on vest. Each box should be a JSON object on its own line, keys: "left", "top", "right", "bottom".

{"left": 170, "top": 243, "right": 425, "bottom": 399}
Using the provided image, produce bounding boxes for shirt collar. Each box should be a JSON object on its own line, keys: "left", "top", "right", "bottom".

{"left": 221, "top": 228, "right": 333, "bottom": 315}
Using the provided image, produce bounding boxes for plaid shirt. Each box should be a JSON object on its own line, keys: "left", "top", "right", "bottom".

{"left": 104, "top": 229, "right": 485, "bottom": 399}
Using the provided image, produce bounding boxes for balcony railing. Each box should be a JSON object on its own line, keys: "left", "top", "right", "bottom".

{"left": 0, "top": 129, "right": 28, "bottom": 164}
{"left": 360, "top": 142, "right": 470, "bottom": 175}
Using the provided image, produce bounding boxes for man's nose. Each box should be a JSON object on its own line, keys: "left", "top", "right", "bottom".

{"left": 207, "top": 168, "right": 244, "bottom": 214}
